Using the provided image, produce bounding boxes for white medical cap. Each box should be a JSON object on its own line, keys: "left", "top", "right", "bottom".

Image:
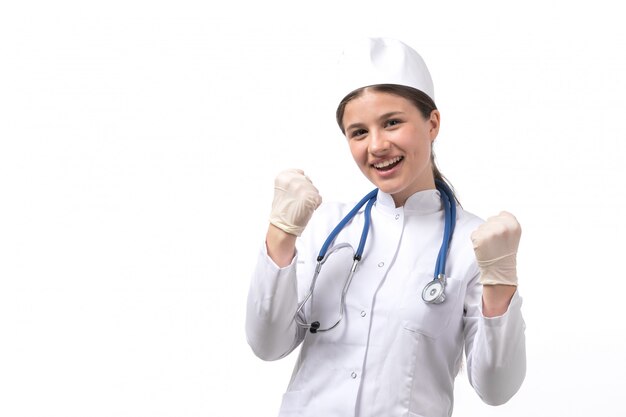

{"left": 337, "top": 37, "right": 435, "bottom": 104}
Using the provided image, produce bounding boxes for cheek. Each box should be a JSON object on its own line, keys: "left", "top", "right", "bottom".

{"left": 407, "top": 133, "right": 433, "bottom": 159}
{"left": 416, "top": 144, "right": 432, "bottom": 168}
{"left": 348, "top": 142, "right": 367, "bottom": 164}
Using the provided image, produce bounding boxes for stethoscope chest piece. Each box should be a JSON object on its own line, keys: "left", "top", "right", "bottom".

{"left": 422, "top": 275, "right": 447, "bottom": 304}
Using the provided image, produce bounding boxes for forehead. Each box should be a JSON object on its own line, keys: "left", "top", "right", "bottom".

{"left": 343, "top": 89, "right": 416, "bottom": 120}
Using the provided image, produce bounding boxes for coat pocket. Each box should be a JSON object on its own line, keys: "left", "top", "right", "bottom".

{"left": 398, "top": 271, "right": 463, "bottom": 338}
{"left": 278, "top": 390, "right": 307, "bottom": 416}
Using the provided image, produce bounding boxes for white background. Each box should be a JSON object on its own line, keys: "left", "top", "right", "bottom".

{"left": 1, "top": 1, "right": 625, "bottom": 416}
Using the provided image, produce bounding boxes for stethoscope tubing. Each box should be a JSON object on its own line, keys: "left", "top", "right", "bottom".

{"left": 434, "top": 179, "right": 456, "bottom": 279}
{"left": 296, "top": 183, "right": 456, "bottom": 333}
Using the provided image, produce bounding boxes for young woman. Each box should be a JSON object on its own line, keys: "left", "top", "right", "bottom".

{"left": 246, "top": 37, "right": 526, "bottom": 417}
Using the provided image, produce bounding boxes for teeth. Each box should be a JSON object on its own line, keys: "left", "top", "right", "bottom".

{"left": 373, "top": 156, "right": 402, "bottom": 168}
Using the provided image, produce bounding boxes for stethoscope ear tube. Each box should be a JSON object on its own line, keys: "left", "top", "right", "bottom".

{"left": 296, "top": 190, "right": 377, "bottom": 334}
{"left": 294, "top": 242, "right": 363, "bottom": 333}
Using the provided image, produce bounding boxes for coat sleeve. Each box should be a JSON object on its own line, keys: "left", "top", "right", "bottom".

{"left": 245, "top": 243, "right": 306, "bottom": 361}
{"left": 463, "top": 270, "right": 527, "bottom": 405}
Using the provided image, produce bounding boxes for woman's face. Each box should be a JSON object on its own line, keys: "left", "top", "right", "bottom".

{"left": 342, "top": 89, "right": 440, "bottom": 207}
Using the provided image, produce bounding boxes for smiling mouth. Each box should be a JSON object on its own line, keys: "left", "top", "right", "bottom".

{"left": 372, "top": 156, "right": 404, "bottom": 171}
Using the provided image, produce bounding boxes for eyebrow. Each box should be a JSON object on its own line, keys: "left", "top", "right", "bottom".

{"left": 345, "top": 111, "right": 406, "bottom": 132}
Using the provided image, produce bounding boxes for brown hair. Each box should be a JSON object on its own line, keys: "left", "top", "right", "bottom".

{"left": 335, "top": 84, "right": 458, "bottom": 203}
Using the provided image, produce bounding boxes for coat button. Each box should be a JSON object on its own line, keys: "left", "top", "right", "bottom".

{"left": 395, "top": 214, "right": 400, "bottom": 220}
{"left": 351, "top": 372, "right": 358, "bottom": 379}
{"left": 378, "top": 262, "right": 384, "bottom": 267}
{"left": 360, "top": 311, "right": 367, "bottom": 317}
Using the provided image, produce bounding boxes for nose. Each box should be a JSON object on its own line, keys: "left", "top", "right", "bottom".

{"left": 368, "top": 129, "right": 390, "bottom": 155}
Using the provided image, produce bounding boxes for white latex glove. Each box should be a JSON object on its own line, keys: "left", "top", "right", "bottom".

{"left": 269, "top": 169, "right": 322, "bottom": 237}
{"left": 471, "top": 211, "right": 521, "bottom": 286}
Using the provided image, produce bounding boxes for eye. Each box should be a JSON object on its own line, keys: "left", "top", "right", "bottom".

{"left": 385, "top": 119, "right": 402, "bottom": 128}
{"left": 350, "top": 128, "right": 367, "bottom": 139}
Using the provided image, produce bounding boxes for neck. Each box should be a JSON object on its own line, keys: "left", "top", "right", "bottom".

{"left": 391, "top": 181, "right": 436, "bottom": 208}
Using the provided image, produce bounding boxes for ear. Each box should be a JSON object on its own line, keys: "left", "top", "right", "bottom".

{"left": 428, "top": 110, "right": 440, "bottom": 142}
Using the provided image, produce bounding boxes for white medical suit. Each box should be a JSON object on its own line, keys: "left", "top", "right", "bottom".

{"left": 246, "top": 189, "right": 526, "bottom": 417}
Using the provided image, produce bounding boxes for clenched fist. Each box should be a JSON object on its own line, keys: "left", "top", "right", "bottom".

{"left": 269, "top": 169, "right": 322, "bottom": 237}
{"left": 471, "top": 211, "right": 521, "bottom": 286}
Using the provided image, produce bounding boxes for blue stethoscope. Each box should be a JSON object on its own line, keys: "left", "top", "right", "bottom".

{"left": 295, "top": 180, "right": 457, "bottom": 333}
